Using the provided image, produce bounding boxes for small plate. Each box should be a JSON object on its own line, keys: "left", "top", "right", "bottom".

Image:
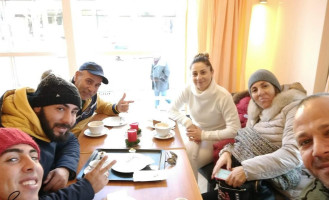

{"left": 84, "top": 128, "right": 109, "bottom": 137}
{"left": 149, "top": 118, "right": 176, "bottom": 129}
{"left": 103, "top": 116, "right": 127, "bottom": 127}
{"left": 153, "top": 130, "right": 175, "bottom": 140}
{"left": 111, "top": 153, "right": 154, "bottom": 173}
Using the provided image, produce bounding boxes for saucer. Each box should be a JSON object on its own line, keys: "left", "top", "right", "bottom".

{"left": 111, "top": 153, "right": 154, "bottom": 173}
{"left": 84, "top": 128, "right": 109, "bottom": 137}
{"left": 149, "top": 118, "right": 176, "bottom": 129}
{"left": 153, "top": 130, "right": 175, "bottom": 139}
{"left": 103, "top": 116, "right": 127, "bottom": 127}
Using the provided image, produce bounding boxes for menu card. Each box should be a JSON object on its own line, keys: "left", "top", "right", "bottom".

{"left": 133, "top": 170, "right": 167, "bottom": 182}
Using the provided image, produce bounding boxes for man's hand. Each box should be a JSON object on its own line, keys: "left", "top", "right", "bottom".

{"left": 84, "top": 156, "right": 116, "bottom": 193}
{"left": 117, "top": 93, "right": 134, "bottom": 113}
{"left": 43, "top": 167, "right": 70, "bottom": 192}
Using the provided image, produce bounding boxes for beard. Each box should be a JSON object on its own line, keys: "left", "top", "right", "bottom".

{"left": 38, "top": 108, "right": 72, "bottom": 142}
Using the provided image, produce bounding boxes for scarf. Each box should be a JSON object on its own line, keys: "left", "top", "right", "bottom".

{"left": 230, "top": 127, "right": 301, "bottom": 190}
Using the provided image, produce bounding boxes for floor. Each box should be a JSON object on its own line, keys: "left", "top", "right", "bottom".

{"left": 198, "top": 172, "right": 208, "bottom": 194}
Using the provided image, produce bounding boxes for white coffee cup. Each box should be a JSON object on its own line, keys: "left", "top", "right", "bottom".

{"left": 88, "top": 121, "right": 104, "bottom": 135}
{"left": 155, "top": 122, "right": 170, "bottom": 137}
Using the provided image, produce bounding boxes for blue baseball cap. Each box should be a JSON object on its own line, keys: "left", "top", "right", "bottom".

{"left": 79, "top": 62, "right": 109, "bottom": 84}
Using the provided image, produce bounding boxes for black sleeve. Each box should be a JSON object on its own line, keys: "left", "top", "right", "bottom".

{"left": 55, "top": 133, "right": 80, "bottom": 180}
{"left": 40, "top": 179, "right": 94, "bottom": 200}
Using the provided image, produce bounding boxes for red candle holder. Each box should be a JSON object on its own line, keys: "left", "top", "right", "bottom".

{"left": 130, "top": 122, "right": 141, "bottom": 135}
{"left": 130, "top": 122, "right": 139, "bottom": 130}
{"left": 127, "top": 129, "right": 137, "bottom": 142}
{"left": 125, "top": 129, "right": 140, "bottom": 147}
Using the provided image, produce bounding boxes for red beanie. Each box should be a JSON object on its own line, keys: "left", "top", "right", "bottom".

{"left": 0, "top": 128, "right": 40, "bottom": 158}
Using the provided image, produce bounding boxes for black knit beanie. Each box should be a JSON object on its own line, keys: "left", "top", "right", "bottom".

{"left": 248, "top": 69, "right": 281, "bottom": 94}
{"left": 30, "top": 73, "right": 82, "bottom": 109}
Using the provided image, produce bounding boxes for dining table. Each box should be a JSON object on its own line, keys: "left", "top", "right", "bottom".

{"left": 72, "top": 113, "right": 202, "bottom": 200}
{"left": 79, "top": 114, "right": 186, "bottom": 154}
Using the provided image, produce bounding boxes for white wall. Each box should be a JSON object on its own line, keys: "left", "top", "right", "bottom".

{"left": 246, "top": 0, "right": 328, "bottom": 94}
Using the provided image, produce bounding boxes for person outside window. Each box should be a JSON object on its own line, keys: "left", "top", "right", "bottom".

{"left": 150, "top": 55, "right": 171, "bottom": 109}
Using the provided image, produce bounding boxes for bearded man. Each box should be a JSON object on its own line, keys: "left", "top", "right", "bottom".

{"left": 0, "top": 73, "right": 81, "bottom": 195}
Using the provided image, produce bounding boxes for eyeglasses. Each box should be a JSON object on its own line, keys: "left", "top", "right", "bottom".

{"left": 165, "top": 151, "right": 177, "bottom": 166}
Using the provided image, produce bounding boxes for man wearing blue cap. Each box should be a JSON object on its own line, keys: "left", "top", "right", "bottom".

{"left": 71, "top": 62, "right": 134, "bottom": 136}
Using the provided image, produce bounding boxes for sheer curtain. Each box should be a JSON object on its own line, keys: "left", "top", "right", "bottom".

{"left": 197, "top": 0, "right": 255, "bottom": 92}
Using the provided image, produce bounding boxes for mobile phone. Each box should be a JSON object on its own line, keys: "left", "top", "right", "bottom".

{"left": 215, "top": 168, "right": 231, "bottom": 181}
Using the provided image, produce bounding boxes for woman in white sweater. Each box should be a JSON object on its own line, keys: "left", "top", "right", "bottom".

{"left": 169, "top": 53, "right": 240, "bottom": 179}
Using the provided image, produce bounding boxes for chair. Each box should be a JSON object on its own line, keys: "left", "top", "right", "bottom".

{"left": 198, "top": 162, "right": 216, "bottom": 191}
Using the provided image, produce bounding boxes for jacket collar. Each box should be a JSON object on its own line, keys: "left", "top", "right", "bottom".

{"left": 247, "top": 82, "right": 306, "bottom": 123}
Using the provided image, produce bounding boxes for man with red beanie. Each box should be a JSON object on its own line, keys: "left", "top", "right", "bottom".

{"left": 0, "top": 73, "right": 82, "bottom": 195}
{"left": 0, "top": 127, "right": 116, "bottom": 200}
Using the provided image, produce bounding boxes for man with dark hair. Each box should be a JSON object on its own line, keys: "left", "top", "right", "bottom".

{"left": 0, "top": 127, "right": 116, "bottom": 200}
{"left": 71, "top": 61, "right": 134, "bottom": 136}
{"left": 0, "top": 73, "right": 82, "bottom": 194}
{"left": 294, "top": 93, "right": 329, "bottom": 199}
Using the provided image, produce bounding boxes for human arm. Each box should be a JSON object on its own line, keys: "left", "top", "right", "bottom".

{"left": 168, "top": 87, "right": 193, "bottom": 128}
{"left": 116, "top": 93, "right": 134, "bottom": 113}
{"left": 40, "top": 179, "right": 94, "bottom": 200}
{"left": 241, "top": 102, "right": 302, "bottom": 181}
{"left": 186, "top": 124, "right": 202, "bottom": 142}
{"left": 201, "top": 94, "right": 241, "bottom": 141}
{"left": 43, "top": 168, "right": 70, "bottom": 192}
{"left": 226, "top": 166, "right": 247, "bottom": 188}
{"left": 96, "top": 93, "right": 134, "bottom": 115}
{"left": 159, "top": 63, "right": 170, "bottom": 82}
{"left": 84, "top": 155, "right": 116, "bottom": 193}
{"left": 40, "top": 156, "right": 116, "bottom": 200}
{"left": 150, "top": 64, "right": 154, "bottom": 80}
{"left": 211, "top": 151, "right": 247, "bottom": 188}
{"left": 211, "top": 151, "right": 233, "bottom": 179}
{"left": 43, "top": 134, "right": 79, "bottom": 192}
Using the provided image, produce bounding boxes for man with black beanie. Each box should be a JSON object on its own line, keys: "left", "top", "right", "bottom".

{"left": 0, "top": 73, "right": 82, "bottom": 195}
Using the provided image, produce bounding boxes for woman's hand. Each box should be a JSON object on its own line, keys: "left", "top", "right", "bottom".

{"left": 186, "top": 124, "right": 202, "bottom": 143}
{"left": 211, "top": 152, "right": 232, "bottom": 179}
{"left": 226, "top": 166, "right": 247, "bottom": 188}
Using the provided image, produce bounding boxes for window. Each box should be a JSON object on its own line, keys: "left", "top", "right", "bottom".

{"left": 0, "top": 0, "right": 190, "bottom": 110}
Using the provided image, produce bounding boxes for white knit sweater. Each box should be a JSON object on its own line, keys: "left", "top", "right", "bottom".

{"left": 169, "top": 79, "right": 240, "bottom": 141}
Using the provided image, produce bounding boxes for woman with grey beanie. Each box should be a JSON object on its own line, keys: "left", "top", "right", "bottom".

{"left": 206, "top": 69, "right": 311, "bottom": 200}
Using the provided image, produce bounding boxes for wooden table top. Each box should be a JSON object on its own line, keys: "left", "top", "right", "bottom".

{"left": 74, "top": 150, "right": 202, "bottom": 200}
{"left": 79, "top": 114, "right": 186, "bottom": 154}
{"left": 73, "top": 113, "right": 201, "bottom": 200}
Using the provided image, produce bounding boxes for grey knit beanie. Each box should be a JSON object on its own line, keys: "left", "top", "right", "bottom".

{"left": 30, "top": 73, "right": 82, "bottom": 109}
{"left": 248, "top": 69, "right": 281, "bottom": 93}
